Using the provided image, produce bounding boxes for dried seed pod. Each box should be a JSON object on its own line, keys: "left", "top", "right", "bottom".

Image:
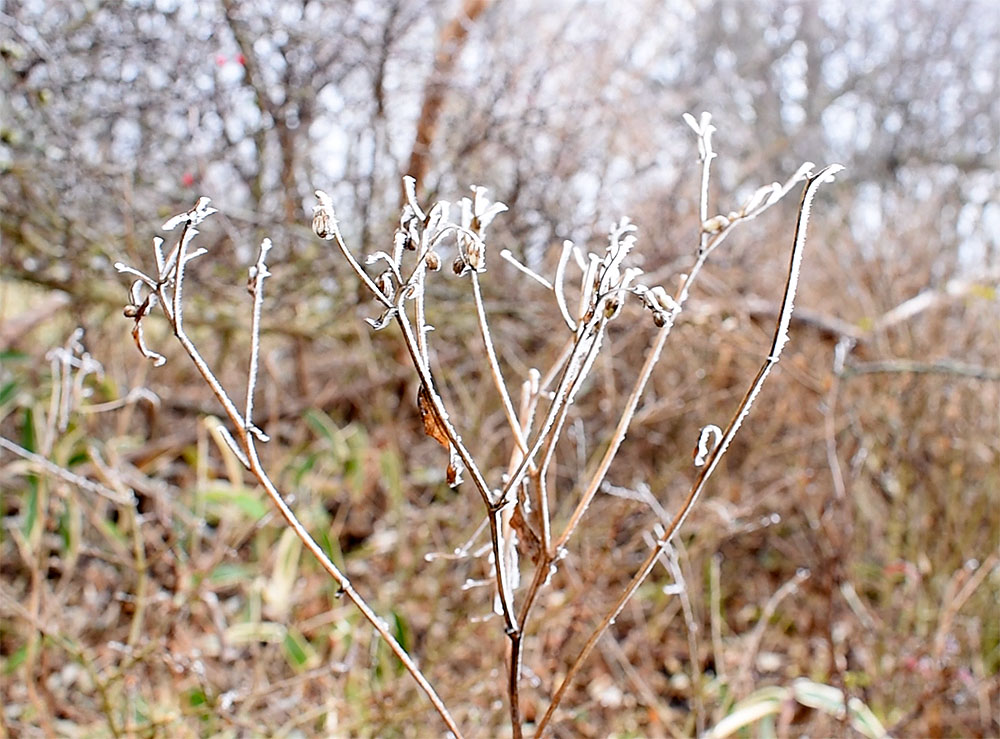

{"left": 425, "top": 250, "right": 441, "bottom": 271}
{"left": 463, "top": 238, "right": 485, "bottom": 272}
{"left": 701, "top": 214, "right": 730, "bottom": 234}
{"left": 312, "top": 191, "right": 337, "bottom": 240}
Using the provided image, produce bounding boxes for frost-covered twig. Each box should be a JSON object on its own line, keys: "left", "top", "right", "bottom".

{"left": 535, "top": 164, "right": 843, "bottom": 736}
{"left": 316, "top": 184, "right": 520, "bottom": 637}
{"left": 245, "top": 238, "right": 273, "bottom": 436}
{"left": 116, "top": 200, "right": 462, "bottom": 738}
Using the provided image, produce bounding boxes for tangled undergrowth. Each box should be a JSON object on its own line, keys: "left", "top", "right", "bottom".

{"left": 1, "top": 117, "right": 997, "bottom": 737}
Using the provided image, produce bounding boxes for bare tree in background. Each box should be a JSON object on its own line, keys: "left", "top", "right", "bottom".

{"left": 4, "top": 0, "right": 995, "bottom": 281}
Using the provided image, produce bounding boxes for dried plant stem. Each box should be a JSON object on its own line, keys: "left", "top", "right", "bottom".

{"left": 554, "top": 240, "right": 577, "bottom": 332}
{"left": 658, "top": 543, "right": 705, "bottom": 733}
{"left": 933, "top": 551, "right": 999, "bottom": 660}
{"left": 471, "top": 271, "right": 530, "bottom": 455}
{"left": 508, "top": 160, "right": 836, "bottom": 734}
{"left": 498, "top": 312, "right": 606, "bottom": 509}
{"left": 239, "top": 440, "right": 462, "bottom": 736}
{"left": 225, "top": 375, "right": 462, "bottom": 736}
{"left": 471, "top": 267, "right": 537, "bottom": 720}
{"left": 245, "top": 238, "right": 272, "bottom": 431}
{"left": 556, "top": 320, "right": 670, "bottom": 548}
{"left": 553, "top": 159, "right": 818, "bottom": 551}
{"left": 117, "top": 212, "right": 463, "bottom": 738}
{"left": 0, "top": 436, "right": 135, "bottom": 506}
{"left": 326, "top": 218, "right": 393, "bottom": 309}
{"left": 393, "top": 289, "right": 519, "bottom": 638}
{"left": 409, "top": 264, "right": 432, "bottom": 367}
{"left": 507, "top": 317, "right": 611, "bottom": 732}
{"left": 325, "top": 192, "right": 528, "bottom": 673}
{"left": 735, "top": 567, "right": 811, "bottom": 695}
{"left": 534, "top": 319, "right": 608, "bottom": 536}
{"left": 825, "top": 339, "right": 851, "bottom": 501}
{"left": 843, "top": 359, "right": 1000, "bottom": 381}
{"left": 709, "top": 553, "right": 725, "bottom": 699}
{"left": 393, "top": 301, "right": 495, "bottom": 506}
{"left": 534, "top": 165, "right": 842, "bottom": 736}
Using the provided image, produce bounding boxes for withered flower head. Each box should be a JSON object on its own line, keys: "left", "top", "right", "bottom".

{"left": 312, "top": 190, "right": 337, "bottom": 240}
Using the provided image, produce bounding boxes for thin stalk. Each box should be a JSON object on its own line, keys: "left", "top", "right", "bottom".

{"left": 394, "top": 300, "right": 495, "bottom": 507}
{"left": 409, "top": 249, "right": 431, "bottom": 368}
{"left": 414, "top": 279, "right": 431, "bottom": 368}
{"left": 534, "top": 165, "right": 843, "bottom": 736}
{"left": 245, "top": 238, "right": 272, "bottom": 432}
{"left": 471, "top": 271, "right": 530, "bottom": 455}
{"left": 509, "top": 548, "right": 556, "bottom": 739}
{"left": 556, "top": 321, "right": 669, "bottom": 549}
{"left": 535, "top": 316, "right": 608, "bottom": 553}
{"left": 536, "top": 335, "right": 576, "bottom": 396}
{"left": 553, "top": 158, "right": 821, "bottom": 550}
{"left": 0, "top": 437, "right": 134, "bottom": 505}
{"left": 161, "top": 233, "right": 247, "bottom": 432}
{"left": 485, "top": 503, "right": 519, "bottom": 636}
{"left": 496, "top": 311, "right": 603, "bottom": 509}
{"left": 509, "top": 628, "right": 523, "bottom": 739}
{"left": 553, "top": 160, "right": 814, "bottom": 552}
{"left": 243, "top": 439, "right": 463, "bottom": 737}
{"left": 554, "top": 240, "right": 577, "bottom": 332}
{"left": 393, "top": 295, "right": 519, "bottom": 637}
{"left": 326, "top": 217, "right": 394, "bottom": 309}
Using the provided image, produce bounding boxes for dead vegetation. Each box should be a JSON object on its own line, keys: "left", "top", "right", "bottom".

{"left": 2, "top": 0, "right": 998, "bottom": 736}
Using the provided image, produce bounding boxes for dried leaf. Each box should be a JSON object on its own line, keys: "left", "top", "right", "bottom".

{"left": 510, "top": 503, "right": 542, "bottom": 564}
{"left": 418, "top": 384, "right": 449, "bottom": 448}
{"left": 446, "top": 459, "right": 463, "bottom": 488}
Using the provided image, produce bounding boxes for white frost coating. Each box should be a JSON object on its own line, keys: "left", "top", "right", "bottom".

{"left": 161, "top": 196, "right": 216, "bottom": 231}
{"left": 694, "top": 424, "right": 723, "bottom": 467}
{"left": 770, "top": 164, "right": 845, "bottom": 361}
{"left": 469, "top": 185, "right": 508, "bottom": 232}
{"left": 684, "top": 112, "right": 717, "bottom": 228}
{"left": 245, "top": 238, "right": 274, "bottom": 440}
{"left": 217, "top": 424, "right": 250, "bottom": 469}
{"left": 401, "top": 176, "right": 425, "bottom": 221}
{"left": 555, "top": 240, "right": 577, "bottom": 331}
{"left": 498, "top": 250, "right": 553, "bottom": 289}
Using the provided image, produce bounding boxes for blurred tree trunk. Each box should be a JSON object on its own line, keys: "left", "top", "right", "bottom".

{"left": 404, "top": 0, "right": 493, "bottom": 198}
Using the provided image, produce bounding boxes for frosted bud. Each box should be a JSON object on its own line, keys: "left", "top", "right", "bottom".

{"left": 464, "top": 237, "right": 486, "bottom": 272}
{"left": 312, "top": 190, "right": 337, "bottom": 240}
{"left": 701, "top": 215, "right": 730, "bottom": 234}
